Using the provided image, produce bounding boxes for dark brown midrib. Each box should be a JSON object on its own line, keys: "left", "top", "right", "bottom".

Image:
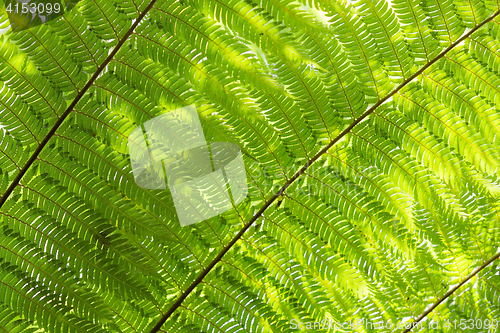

{"left": 148, "top": 9, "right": 500, "bottom": 333}
{"left": 0, "top": 0, "right": 159, "bottom": 208}
{"left": 401, "top": 251, "right": 500, "bottom": 333}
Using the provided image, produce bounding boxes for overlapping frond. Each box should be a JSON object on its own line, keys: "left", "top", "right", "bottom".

{"left": 0, "top": 0, "right": 499, "bottom": 332}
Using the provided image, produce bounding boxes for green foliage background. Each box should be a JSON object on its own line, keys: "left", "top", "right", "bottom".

{"left": 0, "top": 0, "right": 500, "bottom": 332}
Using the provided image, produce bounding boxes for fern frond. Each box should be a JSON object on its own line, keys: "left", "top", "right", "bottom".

{"left": 1, "top": 0, "right": 500, "bottom": 332}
